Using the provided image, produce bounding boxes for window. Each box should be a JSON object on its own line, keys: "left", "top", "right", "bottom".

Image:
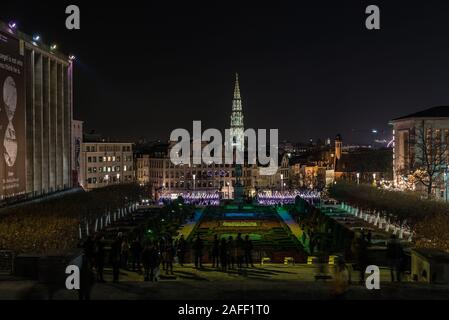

{"left": 87, "top": 157, "right": 92, "bottom": 163}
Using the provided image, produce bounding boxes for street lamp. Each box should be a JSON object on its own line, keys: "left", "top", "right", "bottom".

{"left": 280, "top": 174, "right": 284, "bottom": 191}
{"left": 356, "top": 172, "right": 360, "bottom": 185}
{"left": 227, "top": 181, "right": 230, "bottom": 199}
{"left": 192, "top": 174, "right": 196, "bottom": 191}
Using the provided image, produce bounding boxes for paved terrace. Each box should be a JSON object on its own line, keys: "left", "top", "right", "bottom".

{"left": 1, "top": 264, "right": 448, "bottom": 300}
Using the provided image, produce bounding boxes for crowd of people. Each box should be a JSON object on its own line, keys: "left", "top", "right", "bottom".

{"left": 80, "top": 231, "right": 256, "bottom": 287}
{"left": 191, "top": 233, "right": 255, "bottom": 270}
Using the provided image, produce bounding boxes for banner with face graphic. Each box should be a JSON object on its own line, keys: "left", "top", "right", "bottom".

{"left": 0, "top": 31, "right": 25, "bottom": 198}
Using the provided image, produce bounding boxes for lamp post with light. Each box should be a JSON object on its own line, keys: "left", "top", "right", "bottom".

{"left": 356, "top": 172, "right": 360, "bottom": 185}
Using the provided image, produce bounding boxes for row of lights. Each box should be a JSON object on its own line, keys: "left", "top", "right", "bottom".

{"left": 8, "top": 20, "right": 76, "bottom": 61}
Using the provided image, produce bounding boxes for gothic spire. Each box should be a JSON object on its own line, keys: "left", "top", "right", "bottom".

{"left": 233, "top": 72, "right": 241, "bottom": 101}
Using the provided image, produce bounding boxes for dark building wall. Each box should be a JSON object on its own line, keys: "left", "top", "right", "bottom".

{"left": 1, "top": 21, "right": 73, "bottom": 198}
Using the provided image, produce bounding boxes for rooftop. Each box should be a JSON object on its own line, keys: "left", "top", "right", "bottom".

{"left": 392, "top": 106, "right": 449, "bottom": 121}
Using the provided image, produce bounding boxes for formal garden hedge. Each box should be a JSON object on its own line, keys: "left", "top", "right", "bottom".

{"left": 0, "top": 184, "right": 144, "bottom": 254}
{"left": 329, "top": 182, "right": 449, "bottom": 251}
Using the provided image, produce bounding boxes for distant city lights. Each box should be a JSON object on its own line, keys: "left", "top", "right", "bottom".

{"left": 32, "top": 34, "right": 41, "bottom": 41}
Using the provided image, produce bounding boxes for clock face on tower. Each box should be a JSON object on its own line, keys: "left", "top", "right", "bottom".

{"left": 3, "top": 76, "right": 17, "bottom": 121}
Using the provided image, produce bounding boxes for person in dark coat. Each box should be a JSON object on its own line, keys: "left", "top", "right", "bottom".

{"left": 142, "top": 242, "right": 160, "bottom": 281}
{"left": 353, "top": 235, "right": 368, "bottom": 285}
{"left": 95, "top": 235, "right": 106, "bottom": 282}
{"left": 130, "top": 238, "right": 142, "bottom": 271}
{"left": 79, "top": 254, "right": 95, "bottom": 300}
{"left": 192, "top": 234, "right": 204, "bottom": 268}
{"left": 83, "top": 235, "right": 95, "bottom": 266}
{"left": 177, "top": 235, "right": 187, "bottom": 266}
{"left": 244, "top": 235, "right": 254, "bottom": 267}
{"left": 164, "top": 237, "right": 175, "bottom": 275}
{"left": 367, "top": 230, "right": 372, "bottom": 245}
{"left": 227, "top": 236, "right": 235, "bottom": 269}
{"left": 219, "top": 238, "right": 228, "bottom": 271}
{"left": 235, "top": 233, "right": 244, "bottom": 269}
{"left": 387, "top": 235, "right": 403, "bottom": 282}
{"left": 211, "top": 235, "right": 220, "bottom": 268}
{"left": 110, "top": 233, "right": 123, "bottom": 283}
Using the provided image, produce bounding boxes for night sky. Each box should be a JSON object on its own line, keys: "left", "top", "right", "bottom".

{"left": 3, "top": 0, "right": 449, "bottom": 144}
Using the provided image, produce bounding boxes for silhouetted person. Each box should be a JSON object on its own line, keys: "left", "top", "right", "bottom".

{"left": 192, "top": 234, "right": 204, "bottom": 268}
{"left": 177, "top": 235, "right": 187, "bottom": 266}
{"left": 95, "top": 235, "right": 106, "bottom": 282}
{"left": 219, "top": 238, "right": 228, "bottom": 271}
{"left": 83, "top": 235, "right": 95, "bottom": 266}
{"left": 236, "top": 233, "right": 244, "bottom": 269}
{"left": 130, "top": 238, "right": 142, "bottom": 271}
{"left": 353, "top": 235, "right": 368, "bottom": 285}
{"left": 387, "top": 235, "right": 403, "bottom": 282}
{"left": 164, "top": 237, "right": 175, "bottom": 275}
{"left": 367, "top": 230, "right": 372, "bottom": 245}
{"left": 79, "top": 254, "right": 95, "bottom": 300}
{"left": 244, "top": 235, "right": 254, "bottom": 267}
{"left": 211, "top": 235, "right": 220, "bottom": 268}
{"left": 142, "top": 242, "right": 159, "bottom": 281}
{"left": 110, "top": 233, "right": 123, "bottom": 283}
{"left": 121, "top": 237, "right": 130, "bottom": 270}
{"left": 227, "top": 236, "right": 235, "bottom": 269}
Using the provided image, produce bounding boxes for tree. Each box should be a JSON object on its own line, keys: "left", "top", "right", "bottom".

{"left": 409, "top": 122, "right": 449, "bottom": 199}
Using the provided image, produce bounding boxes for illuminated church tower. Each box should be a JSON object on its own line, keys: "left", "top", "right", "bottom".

{"left": 230, "top": 73, "right": 245, "bottom": 152}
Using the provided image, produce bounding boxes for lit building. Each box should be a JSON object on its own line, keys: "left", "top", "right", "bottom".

{"left": 0, "top": 20, "right": 73, "bottom": 200}
{"left": 72, "top": 120, "right": 83, "bottom": 186}
{"left": 146, "top": 141, "right": 259, "bottom": 199}
{"left": 391, "top": 106, "right": 449, "bottom": 198}
{"left": 79, "top": 142, "right": 135, "bottom": 191}
{"left": 136, "top": 154, "right": 150, "bottom": 186}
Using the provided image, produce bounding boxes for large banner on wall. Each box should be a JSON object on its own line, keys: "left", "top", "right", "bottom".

{"left": 0, "top": 31, "right": 25, "bottom": 198}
